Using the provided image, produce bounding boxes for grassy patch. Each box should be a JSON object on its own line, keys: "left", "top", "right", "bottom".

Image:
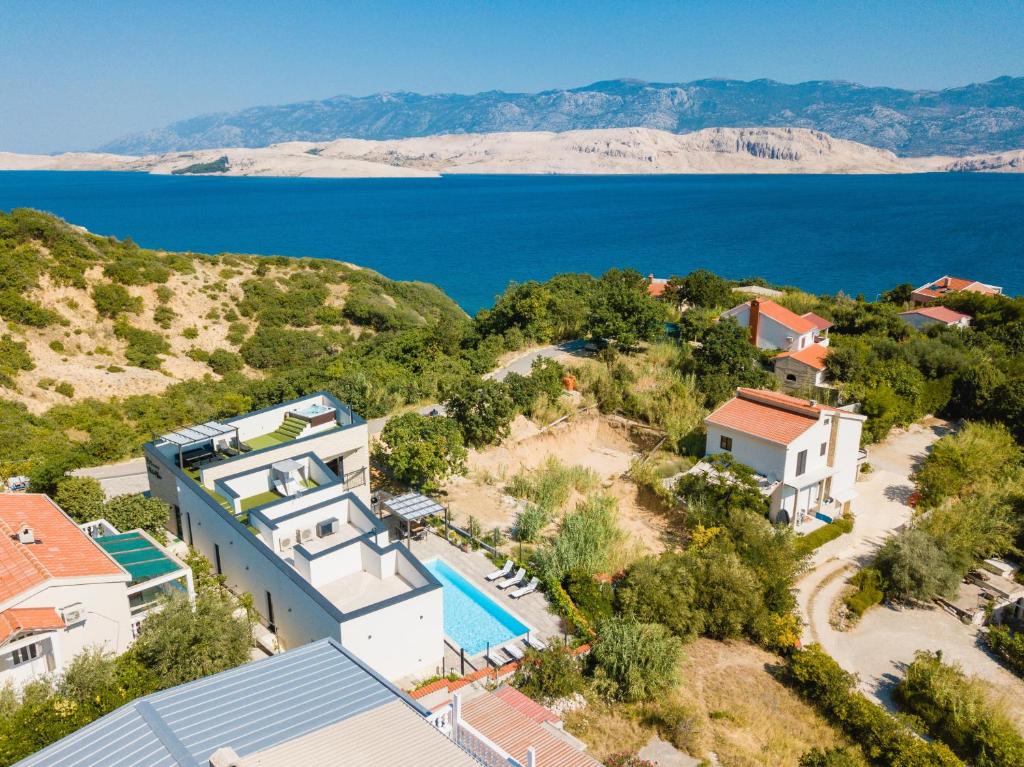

{"left": 843, "top": 567, "right": 885, "bottom": 618}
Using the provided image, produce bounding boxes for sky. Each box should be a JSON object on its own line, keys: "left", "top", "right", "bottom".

{"left": 2, "top": 0, "right": 1024, "bottom": 154}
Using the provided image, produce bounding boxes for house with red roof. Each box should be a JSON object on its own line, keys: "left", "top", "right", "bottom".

{"left": 704, "top": 388, "right": 866, "bottom": 529}
{"left": 911, "top": 275, "right": 1002, "bottom": 306}
{"left": 898, "top": 305, "right": 972, "bottom": 330}
{"left": 720, "top": 299, "right": 830, "bottom": 352}
{"left": 646, "top": 274, "right": 669, "bottom": 298}
{"left": 774, "top": 343, "right": 831, "bottom": 391}
{"left": 0, "top": 494, "right": 191, "bottom": 688}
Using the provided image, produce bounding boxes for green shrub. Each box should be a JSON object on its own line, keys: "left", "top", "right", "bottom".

{"left": 794, "top": 516, "right": 854, "bottom": 557}
{"left": 563, "top": 570, "right": 614, "bottom": 626}
{"left": 54, "top": 381, "right": 74, "bottom": 398}
{"left": 206, "top": 349, "right": 243, "bottom": 375}
{"left": 53, "top": 476, "right": 106, "bottom": 522}
{"left": 984, "top": 625, "right": 1024, "bottom": 677}
{"left": 844, "top": 568, "right": 885, "bottom": 617}
{"left": 592, "top": 616, "right": 684, "bottom": 702}
{"left": 239, "top": 326, "right": 333, "bottom": 369}
{"left": 514, "top": 504, "right": 551, "bottom": 543}
{"left": 113, "top": 321, "right": 170, "bottom": 369}
{"left": 511, "top": 642, "right": 586, "bottom": 703}
{"left": 226, "top": 321, "right": 248, "bottom": 345}
{"left": 533, "top": 493, "right": 623, "bottom": 582}
{"left": 155, "top": 285, "right": 173, "bottom": 304}
{"left": 506, "top": 457, "right": 598, "bottom": 512}
{"left": 785, "top": 645, "right": 962, "bottom": 767}
{"left": 48, "top": 339, "right": 65, "bottom": 353}
{"left": 875, "top": 527, "right": 961, "bottom": 602}
{"left": 181, "top": 326, "right": 199, "bottom": 340}
{"left": 92, "top": 283, "right": 142, "bottom": 318}
{"left": 103, "top": 252, "right": 171, "bottom": 285}
{"left": 0, "top": 335, "right": 34, "bottom": 384}
{"left": 0, "top": 291, "right": 62, "bottom": 326}
{"left": 895, "top": 650, "right": 1024, "bottom": 767}
{"left": 616, "top": 552, "right": 703, "bottom": 641}
{"left": 153, "top": 305, "right": 176, "bottom": 329}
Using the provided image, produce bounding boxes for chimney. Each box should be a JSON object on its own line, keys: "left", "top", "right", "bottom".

{"left": 748, "top": 300, "right": 760, "bottom": 346}
{"left": 17, "top": 524, "right": 35, "bottom": 545}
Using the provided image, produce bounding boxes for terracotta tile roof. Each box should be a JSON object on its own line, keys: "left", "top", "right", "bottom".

{"left": 913, "top": 276, "right": 1001, "bottom": 300}
{"left": 705, "top": 388, "right": 827, "bottom": 445}
{"left": 461, "top": 690, "right": 601, "bottom": 767}
{"left": 493, "top": 685, "right": 560, "bottom": 725}
{"left": 0, "top": 607, "right": 64, "bottom": 644}
{"left": 738, "top": 300, "right": 818, "bottom": 334}
{"left": 647, "top": 275, "right": 668, "bottom": 297}
{"left": 774, "top": 343, "right": 830, "bottom": 371}
{"left": 800, "top": 312, "right": 833, "bottom": 331}
{"left": 0, "top": 495, "right": 126, "bottom": 603}
{"left": 900, "top": 306, "right": 971, "bottom": 324}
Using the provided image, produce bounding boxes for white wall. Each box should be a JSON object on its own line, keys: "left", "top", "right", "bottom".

{"left": 340, "top": 587, "right": 444, "bottom": 680}
{"left": 295, "top": 541, "right": 362, "bottom": 588}
{"left": 705, "top": 424, "right": 788, "bottom": 481}
{"left": 830, "top": 413, "right": 865, "bottom": 503}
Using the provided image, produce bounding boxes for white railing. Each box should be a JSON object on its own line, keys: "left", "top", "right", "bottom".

{"left": 429, "top": 695, "right": 530, "bottom": 767}
{"left": 343, "top": 467, "right": 367, "bottom": 491}
{"left": 79, "top": 518, "right": 121, "bottom": 538}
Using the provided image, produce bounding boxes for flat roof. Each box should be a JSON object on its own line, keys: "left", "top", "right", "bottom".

{"left": 14, "top": 639, "right": 438, "bottom": 767}
{"left": 94, "top": 532, "right": 184, "bottom": 587}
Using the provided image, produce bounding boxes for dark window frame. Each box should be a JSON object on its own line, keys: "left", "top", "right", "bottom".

{"left": 720, "top": 435, "right": 733, "bottom": 451}
{"left": 796, "top": 449, "right": 808, "bottom": 476}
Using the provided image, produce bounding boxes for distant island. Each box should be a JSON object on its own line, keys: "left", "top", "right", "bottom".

{"left": 93, "top": 76, "right": 1024, "bottom": 157}
{"left": 3, "top": 127, "right": 1023, "bottom": 178}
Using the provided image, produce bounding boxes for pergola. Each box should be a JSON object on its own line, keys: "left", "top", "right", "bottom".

{"left": 160, "top": 421, "right": 239, "bottom": 469}
{"left": 382, "top": 492, "right": 444, "bottom": 547}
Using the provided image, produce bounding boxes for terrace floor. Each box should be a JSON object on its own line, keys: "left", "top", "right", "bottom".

{"left": 239, "top": 479, "right": 317, "bottom": 512}
{"left": 318, "top": 570, "right": 415, "bottom": 613}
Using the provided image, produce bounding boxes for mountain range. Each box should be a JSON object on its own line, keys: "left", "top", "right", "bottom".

{"left": 98, "top": 77, "right": 1024, "bottom": 157}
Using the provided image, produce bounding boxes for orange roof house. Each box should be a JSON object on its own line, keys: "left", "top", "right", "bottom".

{"left": 911, "top": 276, "right": 1002, "bottom": 305}
{"left": 646, "top": 274, "right": 668, "bottom": 298}
{"left": 721, "top": 299, "right": 826, "bottom": 352}
{"left": 899, "top": 305, "right": 972, "bottom": 329}
{"left": 705, "top": 387, "right": 830, "bottom": 445}
{"left": 773, "top": 344, "right": 831, "bottom": 391}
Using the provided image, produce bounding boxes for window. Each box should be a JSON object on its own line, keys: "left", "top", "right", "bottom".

{"left": 12, "top": 642, "right": 39, "bottom": 666}
{"left": 719, "top": 435, "right": 733, "bottom": 451}
{"left": 796, "top": 449, "right": 807, "bottom": 476}
{"left": 820, "top": 442, "right": 828, "bottom": 456}
{"left": 786, "top": 373, "right": 797, "bottom": 382}
{"left": 266, "top": 591, "right": 276, "bottom": 634}
{"left": 185, "top": 513, "right": 193, "bottom": 546}
{"left": 214, "top": 543, "right": 222, "bottom": 575}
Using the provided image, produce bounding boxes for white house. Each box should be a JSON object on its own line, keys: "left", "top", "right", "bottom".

{"left": 911, "top": 275, "right": 1002, "bottom": 306}
{"left": 144, "top": 392, "right": 444, "bottom": 681}
{"left": 704, "top": 388, "right": 866, "bottom": 529}
{"left": 0, "top": 495, "right": 192, "bottom": 688}
{"left": 898, "top": 305, "right": 972, "bottom": 330}
{"left": 720, "top": 299, "right": 830, "bottom": 352}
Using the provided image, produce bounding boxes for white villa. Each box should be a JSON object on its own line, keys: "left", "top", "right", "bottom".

{"left": 720, "top": 298, "right": 831, "bottom": 352}
{"left": 703, "top": 388, "right": 866, "bottom": 529}
{"left": 144, "top": 392, "right": 444, "bottom": 680}
{"left": 0, "top": 495, "right": 192, "bottom": 688}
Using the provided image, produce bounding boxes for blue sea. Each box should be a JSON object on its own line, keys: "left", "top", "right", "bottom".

{"left": 1, "top": 171, "right": 1022, "bottom": 313}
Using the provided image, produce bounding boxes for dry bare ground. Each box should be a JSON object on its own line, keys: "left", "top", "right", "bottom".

{"left": 2, "top": 260, "right": 354, "bottom": 413}
{"left": 564, "top": 639, "right": 851, "bottom": 766}
{"left": 441, "top": 412, "right": 672, "bottom": 554}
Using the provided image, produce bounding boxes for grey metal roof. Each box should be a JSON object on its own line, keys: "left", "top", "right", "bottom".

{"left": 160, "top": 421, "right": 236, "bottom": 447}
{"left": 383, "top": 492, "right": 444, "bottom": 522}
{"left": 16, "top": 639, "right": 422, "bottom": 767}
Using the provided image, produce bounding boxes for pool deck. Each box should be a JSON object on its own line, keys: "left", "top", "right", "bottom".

{"left": 407, "top": 531, "right": 566, "bottom": 675}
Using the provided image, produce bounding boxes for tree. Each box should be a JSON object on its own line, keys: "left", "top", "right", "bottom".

{"left": 592, "top": 616, "right": 683, "bottom": 702}
{"left": 533, "top": 493, "right": 623, "bottom": 581}
{"left": 690, "top": 318, "right": 770, "bottom": 405}
{"left": 674, "top": 453, "right": 771, "bottom": 517}
{"left": 875, "top": 528, "right": 961, "bottom": 602}
{"left": 587, "top": 268, "right": 665, "bottom": 348}
{"left": 444, "top": 378, "right": 516, "bottom": 447}
{"left": 103, "top": 494, "right": 170, "bottom": 541}
{"left": 379, "top": 412, "right": 467, "bottom": 491}
{"left": 880, "top": 283, "right": 914, "bottom": 305}
{"left": 664, "top": 269, "right": 734, "bottom": 309}
{"left": 799, "top": 747, "right": 867, "bottom": 767}
{"left": 53, "top": 476, "right": 106, "bottom": 522}
{"left": 616, "top": 552, "right": 704, "bottom": 640}
{"left": 914, "top": 422, "right": 1021, "bottom": 508}
{"left": 131, "top": 591, "right": 252, "bottom": 688}
{"left": 511, "top": 642, "right": 586, "bottom": 703}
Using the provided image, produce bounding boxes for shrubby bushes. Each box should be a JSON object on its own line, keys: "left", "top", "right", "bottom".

{"left": 984, "top": 625, "right": 1024, "bottom": 677}
{"left": 591, "top": 616, "right": 684, "bottom": 702}
{"left": 377, "top": 412, "right": 467, "bottom": 491}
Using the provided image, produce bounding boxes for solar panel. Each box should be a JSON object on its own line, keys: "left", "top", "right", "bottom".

{"left": 383, "top": 492, "right": 443, "bottom": 521}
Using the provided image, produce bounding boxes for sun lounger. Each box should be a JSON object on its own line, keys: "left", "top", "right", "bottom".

{"left": 497, "top": 567, "right": 526, "bottom": 590}
{"left": 510, "top": 577, "right": 539, "bottom": 599}
{"left": 504, "top": 644, "right": 525, "bottom": 662}
{"left": 525, "top": 635, "right": 547, "bottom": 652}
{"left": 485, "top": 559, "right": 513, "bottom": 581}
{"left": 487, "top": 649, "right": 506, "bottom": 667}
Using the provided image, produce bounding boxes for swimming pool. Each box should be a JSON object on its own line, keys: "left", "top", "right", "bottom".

{"left": 293, "top": 403, "right": 334, "bottom": 418}
{"left": 423, "top": 558, "right": 529, "bottom": 655}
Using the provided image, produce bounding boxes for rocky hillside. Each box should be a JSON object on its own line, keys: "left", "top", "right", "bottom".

{"left": 97, "top": 76, "right": 1024, "bottom": 157}
{"left": 0, "top": 209, "right": 465, "bottom": 413}
{"left": 7, "top": 127, "right": 1021, "bottom": 177}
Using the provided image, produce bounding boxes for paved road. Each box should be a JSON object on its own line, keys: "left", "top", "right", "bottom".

{"left": 75, "top": 340, "right": 587, "bottom": 490}
{"left": 794, "top": 418, "right": 1024, "bottom": 710}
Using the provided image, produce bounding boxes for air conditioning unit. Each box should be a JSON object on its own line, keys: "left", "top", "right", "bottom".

{"left": 298, "top": 527, "right": 314, "bottom": 543}
{"left": 60, "top": 604, "right": 85, "bottom": 626}
{"left": 316, "top": 518, "right": 339, "bottom": 538}
{"left": 278, "top": 536, "right": 294, "bottom": 551}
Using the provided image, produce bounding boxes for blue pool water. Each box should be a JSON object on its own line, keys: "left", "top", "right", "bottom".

{"left": 1, "top": 172, "right": 1022, "bottom": 313}
{"left": 424, "top": 558, "right": 528, "bottom": 655}
{"left": 293, "top": 403, "right": 333, "bottom": 418}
